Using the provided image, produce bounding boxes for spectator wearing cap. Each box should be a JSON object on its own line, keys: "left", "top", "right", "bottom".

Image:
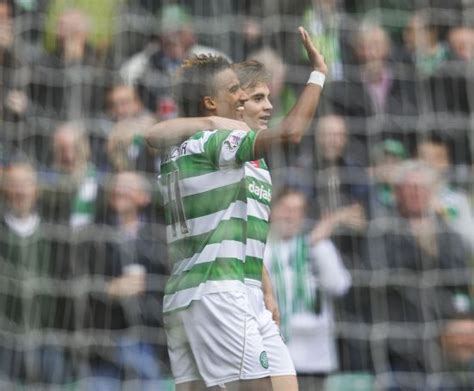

{"left": 368, "top": 138, "right": 408, "bottom": 219}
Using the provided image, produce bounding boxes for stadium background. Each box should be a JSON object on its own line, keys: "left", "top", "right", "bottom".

{"left": 0, "top": 0, "right": 473, "bottom": 389}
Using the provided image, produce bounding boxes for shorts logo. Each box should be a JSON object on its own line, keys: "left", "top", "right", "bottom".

{"left": 259, "top": 351, "right": 269, "bottom": 369}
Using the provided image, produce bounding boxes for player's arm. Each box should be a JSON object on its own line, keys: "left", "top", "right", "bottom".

{"left": 262, "top": 265, "right": 280, "bottom": 325}
{"left": 145, "top": 116, "right": 250, "bottom": 149}
{"left": 253, "top": 26, "right": 327, "bottom": 158}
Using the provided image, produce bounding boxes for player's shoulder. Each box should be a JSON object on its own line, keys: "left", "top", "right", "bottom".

{"left": 197, "top": 128, "right": 253, "bottom": 150}
{"left": 161, "top": 133, "right": 212, "bottom": 164}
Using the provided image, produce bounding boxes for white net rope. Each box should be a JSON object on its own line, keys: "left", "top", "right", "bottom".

{"left": 0, "top": 0, "right": 473, "bottom": 389}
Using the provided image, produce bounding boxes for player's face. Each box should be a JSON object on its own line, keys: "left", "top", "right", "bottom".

{"left": 242, "top": 83, "right": 273, "bottom": 130}
{"left": 212, "top": 68, "right": 248, "bottom": 120}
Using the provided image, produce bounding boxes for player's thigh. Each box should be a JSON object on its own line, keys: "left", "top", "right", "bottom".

{"left": 164, "top": 311, "right": 201, "bottom": 385}
{"left": 176, "top": 380, "right": 207, "bottom": 391}
{"left": 208, "top": 377, "right": 272, "bottom": 391}
{"left": 261, "top": 316, "right": 295, "bottom": 377}
{"left": 182, "top": 291, "right": 271, "bottom": 387}
{"left": 247, "top": 286, "right": 296, "bottom": 377}
{"left": 271, "top": 374, "right": 299, "bottom": 391}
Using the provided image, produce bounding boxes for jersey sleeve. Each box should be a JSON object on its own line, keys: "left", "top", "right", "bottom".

{"left": 203, "top": 129, "right": 257, "bottom": 168}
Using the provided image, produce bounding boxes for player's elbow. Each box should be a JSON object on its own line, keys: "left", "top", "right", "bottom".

{"left": 279, "top": 121, "right": 304, "bottom": 145}
{"left": 144, "top": 126, "right": 158, "bottom": 149}
{"left": 284, "top": 129, "right": 303, "bottom": 145}
{"left": 289, "top": 132, "right": 303, "bottom": 144}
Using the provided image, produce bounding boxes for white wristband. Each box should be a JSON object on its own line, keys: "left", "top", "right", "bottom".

{"left": 307, "top": 71, "right": 326, "bottom": 88}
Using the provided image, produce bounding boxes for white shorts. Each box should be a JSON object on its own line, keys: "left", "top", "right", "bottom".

{"left": 164, "top": 290, "right": 271, "bottom": 388}
{"left": 247, "top": 284, "right": 296, "bottom": 377}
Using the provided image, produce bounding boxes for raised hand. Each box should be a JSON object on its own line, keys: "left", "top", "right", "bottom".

{"left": 299, "top": 26, "right": 328, "bottom": 75}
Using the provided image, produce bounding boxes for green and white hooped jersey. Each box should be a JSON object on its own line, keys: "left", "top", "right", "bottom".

{"left": 160, "top": 129, "right": 260, "bottom": 313}
{"left": 244, "top": 159, "right": 271, "bottom": 287}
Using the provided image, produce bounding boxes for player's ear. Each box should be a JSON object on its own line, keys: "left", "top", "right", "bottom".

{"left": 203, "top": 96, "right": 216, "bottom": 111}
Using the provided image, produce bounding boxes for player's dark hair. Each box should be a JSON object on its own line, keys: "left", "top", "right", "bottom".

{"left": 174, "top": 55, "right": 232, "bottom": 117}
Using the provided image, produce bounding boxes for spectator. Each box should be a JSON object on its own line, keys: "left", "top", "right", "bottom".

{"left": 90, "top": 83, "right": 156, "bottom": 171}
{"left": 367, "top": 160, "right": 469, "bottom": 390}
{"left": 0, "top": 160, "right": 74, "bottom": 384}
{"left": 120, "top": 4, "right": 230, "bottom": 119}
{"left": 292, "top": 113, "right": 370, "bottom": 220}
{"left": 30, "top": 8, "right": 106, "bottom": 120}
{"left": 80, "top": 171, "right": 168, "bottom": 389}
{"left": 325, "top": 21, "right": 419, "bottom": 150}
{"left": 7, "top": 0, "right": 48, "bottom": 56}
{"left": 229, "top": 0, "right": 271, "bottom": 62}
{"left": 0, "top": 0, "right": 30, "bottom": 131}
{"left": 301, "top": 0, "right": 356, "bottom": 80}
{"left": 447, "top": 26, "right": 474, "bottom": 62}
{"left": 264, "top": 188, "right": 351, "bottom": 390}
{"left": 288, "top": 113, "right": 371, "bottom": 372}
{"left": 425, "top": 25, "right": 474, "bottom": 115}
{"left": 106, "top": 116, "right": 157, "bottom": 173}
{"left": 345, "top": 0, "right": 414, "bottom": 42}
{"left": 43, "top": 0, "right": 119, "bottom": 59}
{"left": 440, "top": 311, "right": 474, "bottom": 390}
{"left": 417, "top": 135, "right": 474, "bottom": 256}
{"left": 398, "top": 10, "right": 448, "bottom": 77}
{"left": 39, "top": 122, "right": 101, "bottom": 228}
{"left": 0, "top": 142, "right": 8, "bottom": 180}
{"left": 368, "top": 138, "right": 408, "bottom": 218}
{"left": 106, "top": 83, "right": 154, "bottom": 123}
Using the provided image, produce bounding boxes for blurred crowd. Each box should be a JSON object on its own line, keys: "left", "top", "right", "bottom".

{"left": 0, "top": 0, "right": 473, "bottom": 389}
